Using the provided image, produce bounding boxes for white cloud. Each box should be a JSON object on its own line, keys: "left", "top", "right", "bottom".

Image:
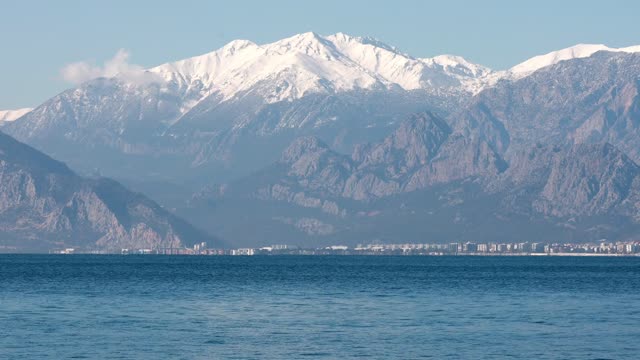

{"left": 60, "top": 49, "right": 161, "bottom": 85}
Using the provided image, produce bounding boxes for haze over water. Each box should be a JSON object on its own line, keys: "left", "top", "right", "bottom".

{"left": 1, "top": 255, "right": 639, "bottom": 359}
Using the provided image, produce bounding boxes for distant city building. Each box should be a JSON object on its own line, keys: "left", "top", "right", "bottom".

{"left": 231, "top": 248, "right": 255, "bottom": 256}
{"left": 326, "top": 245, "right": 349, "bottom": 251}
{"left": 51, "top": 239, "right": 640, "bottom": 256}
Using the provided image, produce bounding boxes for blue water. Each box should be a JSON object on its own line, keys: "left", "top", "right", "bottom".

{"left": 1, "top": 255, "right": 639, "bottom": 359}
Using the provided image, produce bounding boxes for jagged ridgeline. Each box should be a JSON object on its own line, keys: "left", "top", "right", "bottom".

{"left": 3, "top": 33, "right": 496, "bottom": 184}
{"left": 187, "top": 112, "right": 640, "bottom": 247}
{"left": 3, "top": 33, "right": 640, "bottom": 247}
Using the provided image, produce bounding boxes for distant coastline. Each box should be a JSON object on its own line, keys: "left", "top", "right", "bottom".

{"left": 38, "top": 253, "right": 640, "bottom": 257}
{"left": 42, "top": 239, "right": 640, "bottom": 257}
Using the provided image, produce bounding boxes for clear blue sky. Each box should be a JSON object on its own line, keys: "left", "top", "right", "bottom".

{"left": 1, "top": 0, "right": 639, "bottom": 109}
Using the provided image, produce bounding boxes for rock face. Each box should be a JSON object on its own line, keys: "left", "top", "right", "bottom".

{"left": 224, "top": 112, "right": 505, "bottom": 202}
{"left": 0, "top": 131, "right": 216, "bottom": 252}
{"left": 185, "top": 112, "right": 640, "bottom": 247}
{"left": 280, "top": 136, "right": 355, "bottom": 197}
{"left": 454, "top": 51, "right": 640, "bottom": 161}
{"left": 353, "top": 113, "right": 452, "bottom": 175}
{"left": 490, "top": 143, "right": 640, "bottom": 219}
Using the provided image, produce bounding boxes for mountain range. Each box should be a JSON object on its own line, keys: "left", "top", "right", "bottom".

{"left": 2, "top": 32, "right": 640, "bottom": 250}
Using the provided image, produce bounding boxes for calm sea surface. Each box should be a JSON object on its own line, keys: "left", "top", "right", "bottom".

{"left": 1, "top": 255, "right": 639, "bottom": 359}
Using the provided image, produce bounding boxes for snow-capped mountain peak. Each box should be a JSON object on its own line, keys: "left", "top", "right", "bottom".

{"left": 150, "top": 32, "right": 389, "bottom": 105}
{"left": 148, "top": 32, "right": 494, "bottom": 106}
{"left": 327, "top": 32, "right": 405, "bottom": 56}
{"left": 266, "top": 31, "right": 339, "bottom": 57}
{"left": 509, "top": 43, "right": 640, "bottom": 77}
{"left": 223, "top": 39, "right": 257, "bottom": 50}
{"left": 425, "top": 55, "right": 492, "bottom": 78}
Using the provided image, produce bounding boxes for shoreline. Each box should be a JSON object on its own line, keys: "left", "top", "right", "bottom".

{"left": 2, "top": 252, "right": 640, "bottom": 257}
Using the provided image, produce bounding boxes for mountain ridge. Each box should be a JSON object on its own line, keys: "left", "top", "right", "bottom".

{"left": 183, "top": 115, "right": 640, "bottom": 247}
{"left": 4, "top": 34, "right": 640, "bottom": 247}
{"left": 0, "top": 130, "right": 219, "bottom": 252}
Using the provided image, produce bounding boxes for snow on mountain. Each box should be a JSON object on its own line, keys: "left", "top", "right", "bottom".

{"left": 421, "top": 55, "right": 494, "bottom": 93}
{"left": 150, "top": 32, "right": 383, "bottom": 105}
{"left": 104, "top": 34, "right": 640, "bottom": 115}
{"left": 152, "top": 35, "right": 640, "bottom": 110}
{"left": 148, "top": 32, "right": 494, "bottom": 108}
{"left": 424, "top": 55, "right": 492, "bottom": 78}
{"left": 327, "top": 33, "right": 492, "bottom": 93}
{"left": 0, "top": 108, "right": 32, "bottom": 123}
{"left": 508, "top": 44, "right": 640, "bottom": 78}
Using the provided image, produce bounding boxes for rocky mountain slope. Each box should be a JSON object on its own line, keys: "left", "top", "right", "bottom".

{"left": 0, "top": 131, "right": 217, "bottom": 252}
{"left": 453, "top": 51, "right": 640, "bottom": 162}
{"left": 185, "top": 112, "right": 640, "bottom": 247}
{"left": 490, "top": 143, "right": 640, "bottom": 218}
{"left": 206, "top": 112, "right": 504, "bottom": 201}
{"left": 7, "top": 36, "right": 639, "bottom": 189}
{"left": 4, "top": 36, "right": 640, "bottom": 247}
{"left": 4, "top": 33, "right": 495, "bottom": 184}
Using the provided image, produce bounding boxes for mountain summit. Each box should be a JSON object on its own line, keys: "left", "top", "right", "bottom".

{"left": 4, "top": 32, "right": 500, "bottom": 183}
{"left": 508, "top": 43, "right": 640, "bottom": 78}
{"left": 148, "top": 32, "right": 493, "bottom": 110}
{"left": 5, "top": 34, "right": 640, "bottom": 249}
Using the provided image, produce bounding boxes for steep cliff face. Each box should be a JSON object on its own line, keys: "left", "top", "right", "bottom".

{"left": 0, "top": 131, "right": 216, "bottom": 252}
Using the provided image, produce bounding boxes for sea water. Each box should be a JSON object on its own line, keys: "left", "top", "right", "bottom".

{"left": 1, "top": 255, "right": 639, "bottom": 359}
